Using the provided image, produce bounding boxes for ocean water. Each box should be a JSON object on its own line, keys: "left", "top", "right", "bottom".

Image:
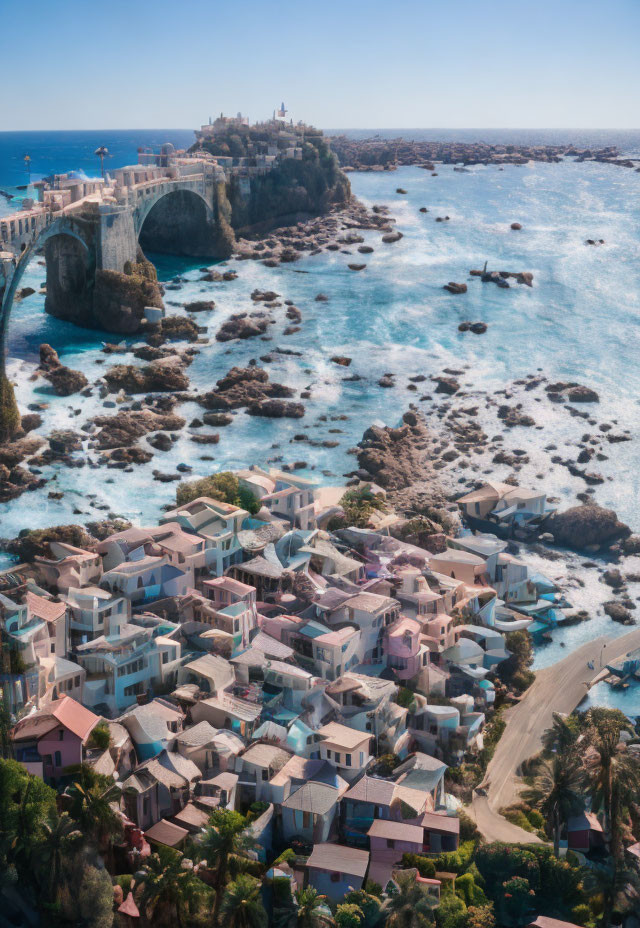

{"left": 1, "top": 130, "right": 640, "bottom": 711}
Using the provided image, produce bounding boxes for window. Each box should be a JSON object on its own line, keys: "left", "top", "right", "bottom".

{"left": 359, "top": 752, "right": 364, "bottom": 766}
{"left": 334, "top": 752, "right": 341, "bottom": 764}
{"left": 74, "top": 676, "right": 80, "bottom": 687}
{"left": 475, "top": 502, "right": 480, "bottom": 515}
{"left": 261, "top": 769, "right": 268, "bottom": 781}
{"left": 326, "top": 749, "right": 331, "bottom": 759}
{"left": 50, "top": 642, "right": 55, "bottom": 653}
{"left": 330, "top": 872, "right": 340, "bottom": 883}
{"left": 345, "top": 753, "right": 352, "bottom": 766}
{"left": 54, "top": 751, "right": 61, "bottom": 767}
{"left": 58, "top": 730, "right": 64, "bottom": 740}
{"left": 387, "top": 839, "right": 396, "bottom": 849}
{"left": 302, "top": 811, "right": 311, "bottom": 828}
{"left": 162, "top": 652, "right": 168, "bottom": 664}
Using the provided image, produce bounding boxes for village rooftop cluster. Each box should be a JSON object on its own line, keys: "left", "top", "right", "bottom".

{"left": 1, "top": 470, "right": 577, "bottom": 909}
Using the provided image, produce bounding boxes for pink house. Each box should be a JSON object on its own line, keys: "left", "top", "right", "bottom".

{"left": 367, "top": 819, "right": 425, "bottom": 886}
{"left": 385, "top": 616, "right": 429, "bottom": 682}
{"left": 12, "top": 695, "right": 100, "bottom": 782}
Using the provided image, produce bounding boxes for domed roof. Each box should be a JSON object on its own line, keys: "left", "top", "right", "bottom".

{"left": 161, "top": 142, "right": 175, "bottom": 154}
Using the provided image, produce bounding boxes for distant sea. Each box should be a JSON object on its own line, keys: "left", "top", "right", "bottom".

{"left": 1, "top": 128, "right": 639, "bottom": 194}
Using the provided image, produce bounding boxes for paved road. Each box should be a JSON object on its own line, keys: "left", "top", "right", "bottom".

{"left": 467, "top": 626, "right": 640, "bottom": 843}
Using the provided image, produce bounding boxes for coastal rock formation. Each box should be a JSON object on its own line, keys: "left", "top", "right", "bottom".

{"left": 381, "top": 232, "right": 403, "bottom": 243}
{"left": 198, "top": 366, "right": 297, "bottom": 412}
{"left": 103, "top": 357, "right": 190, "bottom": 394}
{"left": 444, "top": 282, "right": 467, "bottom": 294}
{"left": 434, "top": 376, "right": 460, "bottom": 395}
{"left": 546, "top": 382, "right": 600, "bottom": 403}
{"left": 154, "top": 316, "right": 200, "bottom": 343}
{"left": 355, "top": 410, "right": 457, "bottom": 530}
{"left": 216, "top": 314, "right": 271, "bottom": 342}
{"left": 6, "top": 524, "right": 99, "bottom": 561}
{"left": 247, "top": 399, "right": 305, "bottom": 419}
{"left": 356, "top": 410, "right": 434, "bottom": 490}
{"left": 184, "top": 300, "right": 215, "bottom": 312}
{"left": 90, "top": 252, "right": 164, "bottom": 334}
{"left": 541, "top": 503, "right": 631, "bottom": 552}
{"left": 90, "top": 408, "right": 186, "bottom": 450}
{"left": 37, "top": 344, "right": 88, "bottom": 396}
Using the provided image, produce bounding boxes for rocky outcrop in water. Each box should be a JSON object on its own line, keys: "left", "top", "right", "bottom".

{"left": 197, "top": 366, "right": 299, "bottom": 414}
{"left": 541, "top": 503, "right": 631, "bottom": 552}
{"left": 89, "top": 408, "right": 186, "bottom": 450}
{"left": 216, "top": 314, "right": 271, "bottom": 341}
{"left": 104, "top": 357, "right": 190, "bottom": 394}
{"left": 38, "top": 344, "right": 88, "bottom": 396}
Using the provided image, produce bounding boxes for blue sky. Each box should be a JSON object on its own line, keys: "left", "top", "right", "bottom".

{"left": 2, "top": 0, "right": 639, "bottom": 130}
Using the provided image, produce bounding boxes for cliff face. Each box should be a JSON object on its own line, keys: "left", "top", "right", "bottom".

{"left": 46, "top": 247, "right": 164, "bottom": 336}
{"left": 196, "top": 128, "right": 350, "bottom": 233}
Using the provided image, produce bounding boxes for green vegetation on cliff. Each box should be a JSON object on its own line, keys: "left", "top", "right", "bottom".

{"left": 195, "top": 124, "right": 350, "bottom": 231}
{"left": 0, "top": 372, "right": 20, "bottom": 442}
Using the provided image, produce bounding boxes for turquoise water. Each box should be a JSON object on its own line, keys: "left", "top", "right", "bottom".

{"left": 3, "top": 153, "right": 640, "bottom": 711}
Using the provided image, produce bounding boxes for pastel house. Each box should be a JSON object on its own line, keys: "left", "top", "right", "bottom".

{"left": 161, "top": 496, "right": 248, "bottom": 575}
{"left": 385, "top": 616, "right": 430, "bottom": 682}
{"left": 12, "top": 695, "right": 100, "bottom": 782}
{"left": 367, "top": 819, "right": 424, "bottom": 887}
{"left": 316, "top": 722, "right": 373, "bottom": 782}
{"left": 306, "top": 843, "right": 370, "bottom": 901}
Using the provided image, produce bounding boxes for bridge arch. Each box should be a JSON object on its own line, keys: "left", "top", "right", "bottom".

{"left": 136, "top": 186, "right": 218, "bottom": 257}
{"left": 0, "top": 219, "right": 93, "bottom": 353}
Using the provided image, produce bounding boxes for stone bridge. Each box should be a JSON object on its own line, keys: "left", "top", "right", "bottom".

{"left": 0, "top": 156, "right": 231, "bottom": 358}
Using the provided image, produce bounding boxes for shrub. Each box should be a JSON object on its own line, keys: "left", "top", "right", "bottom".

{"left": 458, "top": 810, "right": 480, "bottom": 843}
{"left": 88, "top": 721, "right": 111, "bottom": 751}
{"left": 0, "top": 373, "right": 20, "bottom": 442}
{"left": 435, "top": 891, "right": 467, "bottom": 928}
{"left": 335, "top": 903, "right": 364, "bottom": 928}
{"left": 401, "top": 853, "right": 436, "bottom": 878}
{"left": 176, "top": 470, "right": 260, "bottom": 513}
{"left": 273, "top": 848, "right": 296, "bottom": 866}
{"left": 454, "top": 873, "right": 487, "bottom": 907}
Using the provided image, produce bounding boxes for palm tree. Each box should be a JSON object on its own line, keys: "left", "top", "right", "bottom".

{"left": 295, "top": 886, "right": 333, "bottom": 927}
{"left": 522, "top": 753, "right": 585, "bottom": 856}
{"left": 541, "top": 712, "right": 579, "bottom": 755}
{"left": 382, "top": 871, "right": 437, "bottom": 928}
{"left": 220, "top": 874, "right": 267, "bottom": 928}
{"left": 138, "top": 847, "right": 208, "bottom": 928}
{"left": 196, "top": 809, "right": 257, "bottom": 924}
{"left": 36, "top": 810, "right": 82, "bottom": 902}
{"left": 66, "top": 776, "right": 122, "bottom": 866}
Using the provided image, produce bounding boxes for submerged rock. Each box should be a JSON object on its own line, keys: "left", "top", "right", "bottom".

{"left": 444, "top": 282, "right": 467, "bottom": 294}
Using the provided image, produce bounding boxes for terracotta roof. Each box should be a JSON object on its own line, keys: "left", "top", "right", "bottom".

{"left": 145, "top": 819, "right": 189, "bottom": 848}
{"left": 51, "top": 696, "right": 100, "bottom": 741}
{"left": 26, "top": 592, "right": 66, "bottom": 623}
{"left": 307, "top": 842, "right": 369, "bottom": 878}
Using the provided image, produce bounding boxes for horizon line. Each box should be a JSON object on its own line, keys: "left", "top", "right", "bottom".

{"left": 1, "top": 126, "right": 640, "bottom": 135}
